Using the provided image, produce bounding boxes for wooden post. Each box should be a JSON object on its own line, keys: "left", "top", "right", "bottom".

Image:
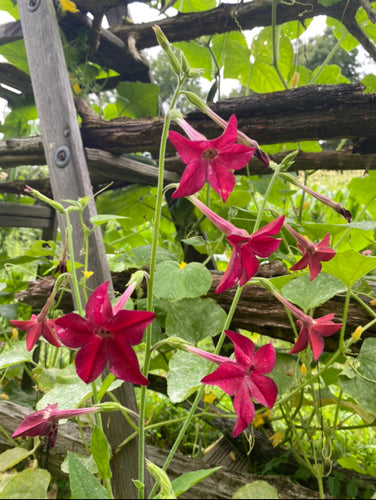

{"left": 18, "top": 1, "right": 146, "bottom": 497}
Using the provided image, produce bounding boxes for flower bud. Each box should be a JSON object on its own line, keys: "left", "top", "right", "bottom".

{"left": 153, "top": 25, "right": 182, "bottom": 77}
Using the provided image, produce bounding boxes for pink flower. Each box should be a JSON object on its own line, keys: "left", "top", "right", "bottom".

{"left": 273, "top": 291, "right": 342, "bottom": 361}
{"left": 54, "top": 281, "right": 155, "bottom": 384}
{"left": 12, "top": 403, "right": 98, "bottom": 447}
{"left": 169, "top": 115, "right": 255, "bottom": 202}
{"left": 186, "top": 330, "right": 277, "bottom": 437}
{"left": 10, "top": 298, "right": 60, "bottom": 351}
{"left": 189, "top": 196, "right": 284, "bottom": 293}
{"left": 285, "top": 224, "right": 336, "bottom": 280}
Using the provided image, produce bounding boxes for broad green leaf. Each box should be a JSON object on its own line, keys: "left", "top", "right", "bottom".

{"left": 167, "top": 351, "right": 210, "bottom": 403}
{"left": 0, "top": 0, "right": 19, "bottom": 19}
{"left": 337, "top": 456, "right": 367, "bottom": 475}
{"left": 281, "top": 273, "right": 347, "bottom": 312}
{"left": 165, "top": 298, "right": 226, "bottom": 342}
{"left": 61, "top": 453, "right": 98, "bottom": 474}
{"left": 0, "top": 343, "right": 34, "bottom": 370}
{"left": 68, "top": 452, "right": 109, "bottom": 499}
{"left": 270, "top": 353, "right": 298, "bottom": 394}
{"left": 348, "top": 170, "right": 376, "bottom": 206}
{"left": 339, "top": 338, "right": 376, "bottom": 415}
{"left": 0, "top": 448, "right": 31, "bottom": 472}
{"left": 170, "top": 467, "right": 221, "bottom": 497}
{"left": 232, "top": 480, "right": 278, "bottom": 499}
{"left": 115, "top": 82, "right": 159, "bottom": 118}
{"left": 90, "top": 427, "right": 112, "bottom": 481}
{"left": 0, "top": 40, "right": 29, "bottom": 75}
{"left": 322, "top": 250, "right": 376, "bottom": 287}
{"left": 362, "top": 74, "right": 376, "bottom": 93}
{"left": 311, "top": 64, "right": 349, "bottom": 84}
{"left": 326, "top": 17, "right": 359, "bottom": 51}
{"left": 221, "top": 35, "right": 251, "bottom": 84}
{"left": 32, "top": 367, "right": 58, "bottom": 392}
{"left": 0, "top": 468, "right": 50, "bottom": 499}
{"left": 90, "top": 214, "right": 129, "bottom": 225}
{"left": 154, "top": 261, "right": 212, "bottom": 301}
{"left": 212, "top": 32, "right": 248, "bottom": 70}
{"left": 0, "top": 303, "right": 17, "bottom": 319}
{"left": 174, "top": 0, "right": 216, "bottom": 12}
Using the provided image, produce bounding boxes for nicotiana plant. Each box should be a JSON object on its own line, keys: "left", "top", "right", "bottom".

{"left": 3, "top": 25, "right": 376, "bottom": 500}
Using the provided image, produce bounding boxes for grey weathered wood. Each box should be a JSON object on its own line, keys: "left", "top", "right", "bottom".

{"left": 0, "top": 202, "right": 53, "bottom": 228}
{"left": 18, "top": 1, "right": 145, "bottom": 497}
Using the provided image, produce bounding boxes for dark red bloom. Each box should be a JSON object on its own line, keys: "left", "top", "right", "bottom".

{"left": 285, "top": 224, "right": 336, "bottom": 280}
{"left": 169, "top": 115, "right": 255, "bottom": 202}
{"left": 12, "top": 403, "right": 98, "bottom": 447}
{"left": 273, "top": 291, "right": 342, "bottom": 361}
{"left": 10, "top": 311, "right": 59, "bottom": 352}
{"left": 189, "top": 196, "right": 284, "bottom": 293}
{"left": 187, "top": 330, "right": 277, "bottom": 437}
{"left": 54, "top": 281, "right": 155, "bottom": 384}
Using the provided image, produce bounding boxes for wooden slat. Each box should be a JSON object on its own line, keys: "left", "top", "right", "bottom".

{"left": 0, "top": 202, "right": 53, "bottom": 228}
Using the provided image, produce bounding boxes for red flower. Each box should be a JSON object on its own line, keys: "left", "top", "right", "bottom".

{"left": 169, "top": 115, "right": 255, "bottom": 202}
{"left": 12, "top": 403, "right": 98, "bottom": 447}
{"left": 285, "top": 224, "right": 336, "bottom": 280}
{"left": 189, "top": 196, "right": 284, "bottom": 293}
{"left": 54, "top": 281, "right": 155, "bottom": 384}
{"left": 10, "top": 308, "right": 60, "bottom": 352}
{"left": 273, "top": 291, "right": 342, "bottom": 361}
{"left": 187, "top": 330, "right": 277, "bottom": 437}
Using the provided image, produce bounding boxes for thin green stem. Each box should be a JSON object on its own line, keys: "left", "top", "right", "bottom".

{"left": 65, "top": 211, "right": 84, "bottom": 316}
{"left": 271, "top": 0, "right": 288, "bottom": 90}
{"left": 138, "top": 76, "right": 186, "bottom": 499}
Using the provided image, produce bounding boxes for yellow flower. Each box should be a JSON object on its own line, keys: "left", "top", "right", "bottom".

{"left": 370, "top": 299, "right": 376, "bottom": 307}
{"left": 203, "top": 391, "right": 216, "bottom": 405}
{"left": 352, "top": 326, "right": 363, "bottom": 341}
{"left": 82, "top": 270, "right": 94, "bottom": 279}
{"left": 72, "top": 82, "right": 81, "bottom": 95}
{"left": 11, "top": 328, "right": 18, "bottom": 340}
{"left": 270, "top": 430, "right": 284, "bottom": 447}
{"left": 0, "top": 393, "right": 9, "bottom": 400}
{"left": 179, "top": 262, "right": 187, "bottom": 269}
{"left": 59, "top": 0, "right": 79, "bottom": 13}
{"left": 300, "top": 363, "right": 307, "bottom": 375}
{"left": 253, "top": 413, "right": 265, "bottom": 428}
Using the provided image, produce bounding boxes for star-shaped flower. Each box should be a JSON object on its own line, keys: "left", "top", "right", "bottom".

{"left": 169, "top": 115, "right": 255, "bottom": 202}
{"left": 10, "top": 307, "right": 60, "bottom": 352}
{"left": 189, "top": 196, "right": 284, "bottom": 293}
{"left": 186, "top": 330, "right": 277, "bottom": 437}
{"left": 273, "top": 291, "right": 342, "bottom": 361}
{"left": 285, "top": 224, "right": 336, "bottom": 280}
{"left": 54, "top": 281, "right": 155, "bottom": 384}
{"left": 12, "top": 403, "right": 98, "bottom": 448}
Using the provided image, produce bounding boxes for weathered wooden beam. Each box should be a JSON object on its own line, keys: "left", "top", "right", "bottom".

{"left": 14, "top": 264, "right": 376, "bottom": 354}
{"left": 0, "top": 202, "right": 53, "bottom": 229}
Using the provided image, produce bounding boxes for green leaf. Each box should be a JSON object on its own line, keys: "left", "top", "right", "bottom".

{"left": 68, "top": 452, "right": 109, "bottom": 499}
{"left": 154, "top": 261, "right": 212, "bottom": 301}
{"left": 322, "top": 250, "right": 376, "bottom": 287}
{"left": 90, "top": 427, "right": 112, "bottom": 481}
{"left": 0, "top": 343, "right": 34, "bottom": 370}
{"left": 0, "top": 448, "right": 31, "bottom": 472}
{"left": 0, "top": 303, "right": 17, "bottom": 319}
{"left": 165, "top": 298, "right": 226, "bottom": 342}
{"left": 270, "top": 353, "right": 297, "bottom": 394}
{"left": 115, "top": 82, "right": 159, "bottom": 118}
{"left": 174, "top": 0, "right": 216, "bottom": 12}
{"left": 337, "top": 456, "right": 366, "bottom": 475}
{"left": 170, "top": 467, "right": 221, "bottom": 497}
{"left": 232, "top": 480, "right": 278, "bottom": 499}
{"left": 339, "top": 338, "right": 376, "bottom": 415}
{"left": 167, "top": 351, "right": 210, "bottom": 403}
{"left": 0, "top": 468, "right": 51, "bottom": 499}
{"left": 0, "top": 40, "right": 29, "bottom": 75}
{"left": 281, "top": 273, "right": 347, "bottom": 312}
{"left": 90, "top": 214, "right": 129, "bottom": 225}
{"left": 362, "top": 74, "right": 376, "bottom": 93}
{"left": 311, "top": 64, "right": 349, "bottom": 84}
{"left": 0, "top": 0, "right": 19, "bottom": 19}
{"left": 61, "top": 453, "right": 98, "bottom": 475}
{"left": 174, "top": 41, "right": 213, "bottom": 81}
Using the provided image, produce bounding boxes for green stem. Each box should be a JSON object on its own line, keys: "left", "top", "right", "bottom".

{"left": 339, "top": 288, "right": 351, "bottom": 352}
{"left": 271, "top": 0, "right": 288, "bottom": 90}
{"left": 64, "top": 211, "right": 84, "bottom": 316}
{"left": 138, "top": 76, "right": 186, "bottom": 500}
{"left": 308, "top": 33, "right": 347, "bottom": 86}
{"left": 254, "top": 162, "right": 282, "bottom": 231}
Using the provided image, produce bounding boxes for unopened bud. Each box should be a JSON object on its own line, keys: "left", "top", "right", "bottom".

{"left": 153, "top": 25, "right": 181, "bottom": 77}
{"left": 25, "top": 185, "right": 65, "bottom": 214}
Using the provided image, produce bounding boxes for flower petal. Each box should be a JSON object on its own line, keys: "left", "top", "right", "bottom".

{"left": 215, "top": 248, "right": 243, "bottom": 293}
{"left": 207, "top": 160, "right": 236, "bottom": 202}
{"left": 74, "top": 336, "right": 108, "bottom": 383}
{"left": 308, "top": 330, "right": 325, "bottom": 361}
{"left": 289, "top": 321, "right": 309, "bottom": 355}
{"left": 253, "top": 342, "right": 276, "bottom": 374}
{"left": 108, "top": 340, "right": 149, "bottom": 385}
{"left": 55, "top": 313, "right": 94, "bottom": 348}
{"left": 168, "top": 130, "right": 204, "bottom": 163}
{"left": 201, "top": 362, "right": 244, "bottom": 396}
{"left": 209, "top": 114, "right": 238, "bottom": 150}
{"left": 225, "top": 330, "right": 254, "bottom": 369}
{"left": 232, "top": 380, "right": 255, "bottom": 437}
{"left": 248, "top": 372, "right": 278, "bottom": 408}
{"left": 41, "top": 320, "right": 60, "bottom": 348}
{"left": 86, "top": 282, "right": 113, "bottom": 330}
{"left": 172, "top": 159, "right": 207, "bottom": 199}
{"left": 110, "top": 310, "right": 156, "bottom": 345}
